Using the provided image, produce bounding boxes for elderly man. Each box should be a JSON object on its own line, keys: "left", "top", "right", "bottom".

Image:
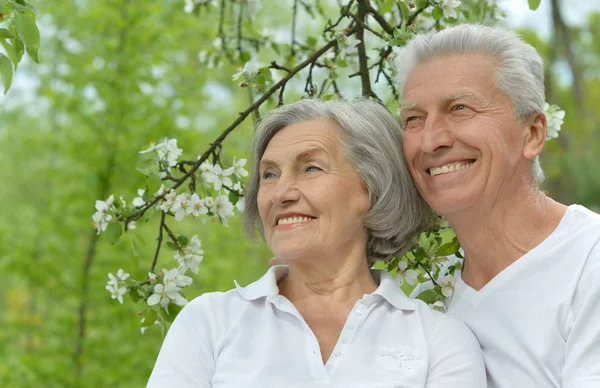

{"left": 397, "top": 24, "right": 600, "bottom": 387}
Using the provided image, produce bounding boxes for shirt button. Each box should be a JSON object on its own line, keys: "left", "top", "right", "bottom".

{"left": 335, "top": 352, "right": 342, "bottom": 358}
{"left": 341, "top": 338, "right": 349, "bottom": 344}
{"left": 326, "top": 364, "right": 334, "bottom": 370}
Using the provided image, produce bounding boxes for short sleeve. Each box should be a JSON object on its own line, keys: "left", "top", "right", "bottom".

{"left": 425, "top": 316, "right": 487, "bottom": 388}
{"left": 562, "top": 244, "right": 600, "bottom": 388}
{"left": 146, "top": 295, "right": 216, "bottom": 388}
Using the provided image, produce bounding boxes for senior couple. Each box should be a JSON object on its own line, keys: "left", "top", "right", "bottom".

{"left": 147, "top": 25, "right": 600, "bottom": 387}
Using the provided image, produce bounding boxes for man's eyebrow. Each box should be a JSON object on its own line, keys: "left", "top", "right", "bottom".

{"left": 400, "top": 92, "right": 482, "bottom": 113}
{"left": 440, "top": 92, "right": 480, "bottom": 106}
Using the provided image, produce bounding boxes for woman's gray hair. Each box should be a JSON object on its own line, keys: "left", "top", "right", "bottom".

{"left": 243, "top": 99, "right": 432, "bottom": 266}
{"left": 394, "top": 24, "right": 546, "bottom": 183}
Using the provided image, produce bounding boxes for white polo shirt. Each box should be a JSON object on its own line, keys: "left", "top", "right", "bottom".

{"left": 147, "top": 266, "right": 485, "bottom": 388}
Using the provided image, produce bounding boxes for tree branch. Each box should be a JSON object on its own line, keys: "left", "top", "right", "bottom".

{"left": 356, "top": 0, "right": 373, "bottom": 98}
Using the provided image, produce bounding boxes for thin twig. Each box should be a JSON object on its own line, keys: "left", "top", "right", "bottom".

{"left": 324, "top": 0, "right": 356, "bottom": 34}
{"left": 150, "top": 212, "right": 166, "bottom": 273}
{"left": 291, "top": 0, "right": 298, "bottom": 56}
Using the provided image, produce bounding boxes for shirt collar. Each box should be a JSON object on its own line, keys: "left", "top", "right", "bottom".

{"left": 234, "top": 265, "right": 288, "bottom": 301}
{"left": 234, "top": 266, "right": 415, "bottom": 311}
{"left": 370, "top": 270, "right": 416, "bottom": 311}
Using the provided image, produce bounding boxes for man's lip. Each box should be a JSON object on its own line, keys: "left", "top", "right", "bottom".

{"left": 274, "top": 212, "right": 316, "bottom": 225}
{"left": 423, "top": 159, "right": 477, "bottom": 173}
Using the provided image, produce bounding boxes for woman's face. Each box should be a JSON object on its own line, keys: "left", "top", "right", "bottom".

{"left": 257, "top": 119, "right": 371, "bottom": 263}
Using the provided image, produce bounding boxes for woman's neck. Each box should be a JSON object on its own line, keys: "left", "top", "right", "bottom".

{"left": 278, "top": 255, "right": 377, "bottom": 304}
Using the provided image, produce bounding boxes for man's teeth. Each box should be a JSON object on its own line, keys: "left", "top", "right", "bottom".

{"left": 277, "top": 216, "right": 312, "bottom": 225}
{"left": 429, "top": 162, "right": 474, "bottom": 177}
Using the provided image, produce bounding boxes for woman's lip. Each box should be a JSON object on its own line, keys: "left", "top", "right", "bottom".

{"left": 274, "top": 217, "right": 315, "bottom": 229}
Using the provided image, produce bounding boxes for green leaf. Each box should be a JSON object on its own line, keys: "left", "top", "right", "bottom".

{"left": 177, "top": 234, "right": 189, "bottom": 247}
{"left": 398, "top": 1, "right": 409, "bottom": 20}
{"left": 415, "top": 289, "right": 438, "bottom": 304}
{"left": 14, "top": 12, "right": 39, "bottom": 63}
{"left": 335, "top": 56, "right": 347, "bottom": 68}
{"left": 239, "top": 51, "right": 251, "bottom": 63}
{"left": 0, "top": 29, "right": 13, "bottom": 39}
{"left": 436, "top": 236, "right": 460, "bottom": 256}
{"left": 432, "top": 6, "right": 444, "bottom": 20}
{"left": 380, "top": 0, "right": 394, "bottom": 14}
{"left": 129, "top": 289, "right": 141, "bottom": 303}
{"left": 166, "top": 241, "right": 178, "bottom": 251}
{"left": 259, "top": 67, "right": 272, "bottom": 83}
{"left": 528, "top": 0, "right": 541, "bottom": 10}
{"left": 0, "top": 53, "right": 13, "bottom": 93}
{"left": 416, "top": 0, "right": 428, "bottom": 9}
{"left": 136, "top": 158, "right": 156, "bottom": 176}
{"left": 12, "top": 37, "right": 24, "bottom": 63}
{"left": 1, "top": 39, "right": 17, "bottom": 65}
{"left": 228, "top": 189, "right": 238, "bottom": 205}
{"left": 105, "top": 222, "right": 122, "bottom": 245}
{"left": 142, "top": 309, "right": 158, "bottom": 327}
{"left": 147, "top": 172, "right": 162, "bottom": 195}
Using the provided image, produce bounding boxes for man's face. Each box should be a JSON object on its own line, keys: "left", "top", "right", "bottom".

{"left": 401, "top": 54, "right": 529, "bottom": 217}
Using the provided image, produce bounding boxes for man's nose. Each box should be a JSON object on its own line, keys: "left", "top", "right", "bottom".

{"left": 421, "top": 114, "right": 454, "bottom": 154}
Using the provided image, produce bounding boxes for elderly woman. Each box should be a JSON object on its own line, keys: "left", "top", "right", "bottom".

{"left": 147, "top": 99, "right": 485, "bottom": 387}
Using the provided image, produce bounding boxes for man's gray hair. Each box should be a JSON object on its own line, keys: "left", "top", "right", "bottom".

{"left": 243, "top": 99, "right": 432, "bottom": 265}
{"left": 395, "top": 24, "right": 546, "bottom": 183}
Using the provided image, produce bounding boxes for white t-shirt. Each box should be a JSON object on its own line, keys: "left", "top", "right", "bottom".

{"left": 446, "top": 205, "right": 600, "bottom": 388}
{"left": 147, "top": 266, "right": 485, "bottom": 388}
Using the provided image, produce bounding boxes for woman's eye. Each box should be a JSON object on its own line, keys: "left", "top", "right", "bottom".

{"left": 261, "top": 170, "right": 276, "bottom": 179}
{"left": 305, "top": 165, "right": 321, "bottom": 173}
{"left": 453, "top": 104, "right": 466, "bottom": 111}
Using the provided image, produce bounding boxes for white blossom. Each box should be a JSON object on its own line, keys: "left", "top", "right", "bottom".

{"left": 232, "top": 60, "right": 262, "bottom": 81}
{"left": 140, "top": 139, "right": 183, "bottom": 167}
{"left": 438, "top": 274, "right": 455, "bottom": 297}
{"left": 159, "top": 190, "right": 177, "bottom": 212}
{"left": 172, "top": 193, "right": 192, "bottom": 221}
{"left": 337, "top": 36, "right": 360, "bottom": 60}
{"left": 544, "top": 103, "right": 565, "bottom": 140}
{"left": 147, "top": 268, "right": 191, "bottom": 312}
{"left": 232, "top": 157, "right": 248, "bottom": 177}
{"left": 106, "top": 269, "right": 130, "bottom": 304}
{"left": 211, "top": 195, "right": 235, "bottom": 225}
{"left": 205, "top": 164, "right": 234, "bottom": 191}
{"left": 430, "top": 301, "right": 446, "bottom": 312}
{"left": 184, "top": 0, "right": 195, "bottom": 13}
{"left": 235, "top": 197, "right": 245, "bottom": 213}
{"left": 127, "top": 221, "right": 137, "bottom": 230}
{"left": 188, "top": 193, "right": 209, "bottom": 217}
{"left": 132, "top": 189, "right": 145, "bottom": 207}
{"left": 439, "top": 0, "right": 461, "bottom": 19}
{"left": 148, "top": 272, "right": 157, "bottom": 281}
{"left": 106, "top": 283, "right": 126, "bottom": 304}
{"left": 93, "top": 194, "right": 115, "bottom": 234}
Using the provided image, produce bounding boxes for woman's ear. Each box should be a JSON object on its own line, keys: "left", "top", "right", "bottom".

{"left": 523, "top": 112, "right": 547, "bottom": 161}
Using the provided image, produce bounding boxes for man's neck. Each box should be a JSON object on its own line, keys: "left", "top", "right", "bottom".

{"left": 447, "top": 189, "right": 567, "bottom": 290}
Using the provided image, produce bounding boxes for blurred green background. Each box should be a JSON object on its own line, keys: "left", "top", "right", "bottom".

{"left": 1, "top": 0, "right": 599, "bottom": 386}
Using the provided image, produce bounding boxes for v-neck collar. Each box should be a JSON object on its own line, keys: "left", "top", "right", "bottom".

{"left": 452, "top": 205, "right": 577, "bottom": 307}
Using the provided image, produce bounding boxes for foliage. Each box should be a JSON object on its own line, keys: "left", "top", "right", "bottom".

{"left": 0, "top": 0, "right": 40, "bottom": 92}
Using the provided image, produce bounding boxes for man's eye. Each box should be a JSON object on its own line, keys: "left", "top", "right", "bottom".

{"left": 453, "top": 104, "right": 466, "bottom": 111}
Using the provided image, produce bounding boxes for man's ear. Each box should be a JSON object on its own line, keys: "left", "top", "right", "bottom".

{"left": 523, "top": 112, "right": 547, "bottom": 161}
